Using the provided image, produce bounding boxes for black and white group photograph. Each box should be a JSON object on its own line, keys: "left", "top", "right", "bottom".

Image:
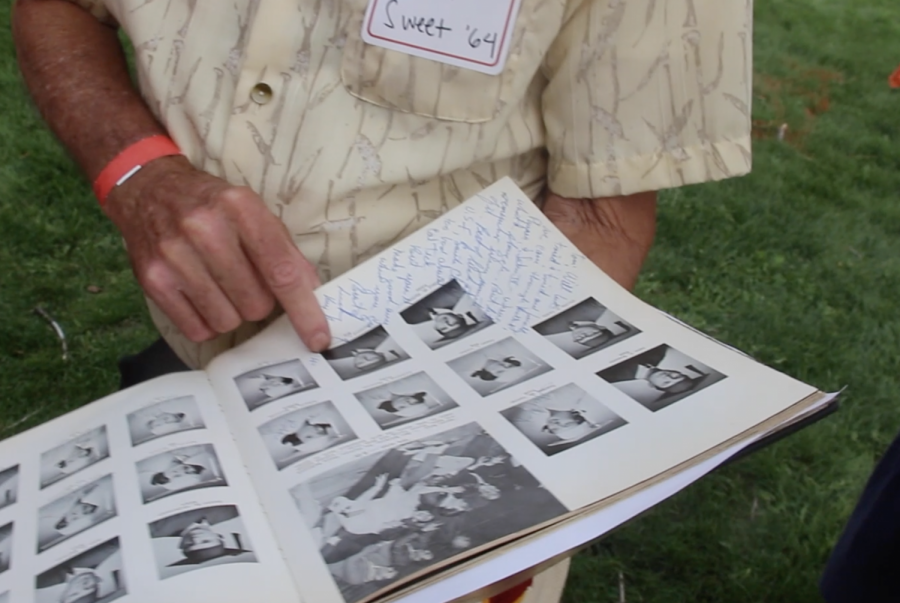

{"left": 127, "top": 396, "right": 206, "bottom": 446}
{"left": 40, "top": 426, "right": 111, "bottom": 489}
{"left": 0, "top": 522, "right": 11, "bottom": 576}
{"left": 320, "top": 326, "right": 410, "bottom": 380}
{"left": 0, "top": 465, "right": 17, "bottom": 510}
{"left": 290, "top": 422, "right": 567, "bottom": 603}
{"left": 353, "top": 372, "right": 458, "bottom": 429}
{"left": 233, "top": 359, "right": 320, "bottom": 411}
{"left": 34, "top": 537, "right": 126, "bottom": 603}
{"left": 399, "top": 279, "right": 494, "bottom": 350}
{"left": 446, "top": 337, "right": 553, "bottom": 396}
{"left": 597, "top": 344, "right": 727, "bottom": 411}
{"left": 148, "top": 504, "right": 257, "bottom": 579}
{"left": 135, "top": 444, "right": 227, "bottom": 504}
{"left": 500, "top": 384, "right": 628, "bottom": 455}
{"left": 532, "top": 297, "right": 640, "bottom": 359}
{"left": 37, "top": 474, "right": 117, "bottom": 553}
{"left": 257, "top": 401, "right": 358, "bottom": 470}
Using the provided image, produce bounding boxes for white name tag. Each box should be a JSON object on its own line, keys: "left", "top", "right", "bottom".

{"left": 361, "top": 0, "right": 524, "bottom": 76}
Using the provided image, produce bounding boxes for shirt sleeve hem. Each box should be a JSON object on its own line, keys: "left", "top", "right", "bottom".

{"left": 547, "top": 135, "right": 753, "bottom": 199}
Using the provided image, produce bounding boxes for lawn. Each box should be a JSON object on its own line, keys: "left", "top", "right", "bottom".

{"left": 1, "top": 0, "right": 899, "bottom": 602}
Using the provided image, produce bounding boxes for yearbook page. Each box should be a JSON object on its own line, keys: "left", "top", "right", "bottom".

{"left": 203, "top": 177, "right": 822, "bottom": 603}
{"left": 0, "top": 372, "right": 299, "bottom": 603}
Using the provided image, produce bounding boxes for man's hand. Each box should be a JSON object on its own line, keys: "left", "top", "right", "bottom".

{"left": 543, "top": 191, "right": 657, "bottom": 291}
{"left": 105, "top": 155, "right": 331, "bottom": 350}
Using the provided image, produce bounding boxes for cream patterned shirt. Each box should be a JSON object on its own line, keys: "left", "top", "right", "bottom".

{"left": 73, "top": 0, "right": 753, "bottom": 369}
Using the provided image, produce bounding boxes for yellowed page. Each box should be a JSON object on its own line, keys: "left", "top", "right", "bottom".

{"left": 0, "top": 372, "right": 300, "bottom": 603}
{"left": 204, "top": 177, "right": 820, "bottom": 603}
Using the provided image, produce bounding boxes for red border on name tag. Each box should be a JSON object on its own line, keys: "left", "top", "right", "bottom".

{"left": 364, "top": 0, "right": 519, "bottom": 68}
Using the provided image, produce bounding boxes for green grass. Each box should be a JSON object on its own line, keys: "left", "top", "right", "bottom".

{"left": 1, "top": 0, "right": 899, "bottom": 601}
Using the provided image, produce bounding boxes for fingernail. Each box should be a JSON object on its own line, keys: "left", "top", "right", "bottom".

{"left": 310, "top": 331, "right": 331, "bottom": 353}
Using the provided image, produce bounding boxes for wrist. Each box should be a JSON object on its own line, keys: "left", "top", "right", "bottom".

{"left": 93, "top": 135, "right": 183, "bottom": 205}
{"left": 102, "top": 154, "right": 194, "bottom": 215}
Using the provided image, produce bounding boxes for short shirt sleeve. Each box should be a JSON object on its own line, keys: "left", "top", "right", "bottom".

{"left": 66, "top": 0, "right": 117, "bottom": 26}
{"left": 542, "top": 0, "right": 754, "bottom": 198}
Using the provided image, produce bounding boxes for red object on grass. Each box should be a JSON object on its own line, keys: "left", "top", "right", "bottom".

{"left": 890, "top": 64, "right": 900, "bottom": 89}
{"left": 488, "top": 578, "right": 533, "bottom": 603}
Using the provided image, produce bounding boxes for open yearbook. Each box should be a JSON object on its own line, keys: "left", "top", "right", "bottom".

{"left": 0, "top": 178, "right": 830, "bottom": 603}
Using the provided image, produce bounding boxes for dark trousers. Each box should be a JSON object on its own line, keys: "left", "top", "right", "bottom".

{"left": 117, "top": 338, "right": 190, "bottom": 390}
{"left": 821, "top": 431, "right": 900, "bottom": 602}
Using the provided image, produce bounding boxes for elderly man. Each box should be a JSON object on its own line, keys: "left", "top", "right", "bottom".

{"left": 13, "top": 0, "right": 753, "bottom": 601}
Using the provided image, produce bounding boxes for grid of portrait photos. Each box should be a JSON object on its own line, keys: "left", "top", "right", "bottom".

{"left": 27, "top": 425, "right": 126, "bottom": 602}
{"left": 277, "top": 285, "right": 732, "bottom": 603}
{"left": 0, "top": 276, "right": 739, "bottom": 603}
{"left": 289, "top": 423, "right": 568, "bottom": 603}
{"left": 265, "top": 283, "right": 732, "bottom": 475}
{"left": 8, "top": 390, "right": 266, "bottom": 602}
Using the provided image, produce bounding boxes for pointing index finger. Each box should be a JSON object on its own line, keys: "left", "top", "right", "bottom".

{"left": 239, "top": 210, "right": 331, "bottom": 352}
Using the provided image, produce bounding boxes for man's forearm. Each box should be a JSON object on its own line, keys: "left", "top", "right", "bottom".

{"left": 13, "top": 0, "right": 166, "bottom": 180}
{"left": 543, "top": 191, "right": 657, "bottom": 291}
{"left": 13, "top": 1, "right": 332, "bottom": 351}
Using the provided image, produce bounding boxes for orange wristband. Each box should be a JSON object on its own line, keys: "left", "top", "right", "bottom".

{"left": 93, "top": 135, "right": 182, "bottom": 205}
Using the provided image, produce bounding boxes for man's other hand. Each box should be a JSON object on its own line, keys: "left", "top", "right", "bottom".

{"left": 543, "top": 191, "right": 657, "bottom": 291}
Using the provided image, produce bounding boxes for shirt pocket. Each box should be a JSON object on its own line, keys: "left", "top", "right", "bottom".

{"left": 339, "top": 0, "right": 565, "bottom": 123}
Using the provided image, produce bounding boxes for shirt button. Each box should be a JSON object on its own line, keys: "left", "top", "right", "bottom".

{"left": 250, "top": 82, "right": 273, "bottom": 105}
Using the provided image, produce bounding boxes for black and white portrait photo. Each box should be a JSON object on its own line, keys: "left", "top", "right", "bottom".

{"left": 446, "top": 338, "right": 553, "bottom": 397}
{"left": 597, "top": 344, "right": 727, "bottom": 412}
{"left": 290, "top": 422, "right": 567, "bottom": 603}
{"left": 40, "top": 426, "right": 111, "bottom": 489}
{"left": 257, "top": 401, "right": 357, "bottom": 471}
{"left": 135, "top": 444, "right": 227, "bottom": 504}
{"left": 127, "top": 396, "right": 206, "bottom": 446}
{"left": 501, "top": 384, "right": 628, "bottom": 455}
{"left": 399, "top": 280, "right": 494, "bottom": 350}
{"left": 34, "top": 537, "right": 126, "bottom": 603}
{"left": 532, "top": 297, "right": 639, "bottom": 359}
{"left": 0, "top": 522, "right": 11, "bottom": 576}
{"left": 37, "top": 475, "right": 117, "bottom": 553}
{"left": 354, "top": 372, "right": 458, "bottom": 429}
{"left": 321, "top": 326, "right": 410, "bottom": 381}
{"left": 0, "top": 465, "right": 17, "bottom": 510}
{"left": 148, "top": 504, "right": 257, "bottom": 579}
{"left": 233, "top": 359, "right": 319, "bottom": 412}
